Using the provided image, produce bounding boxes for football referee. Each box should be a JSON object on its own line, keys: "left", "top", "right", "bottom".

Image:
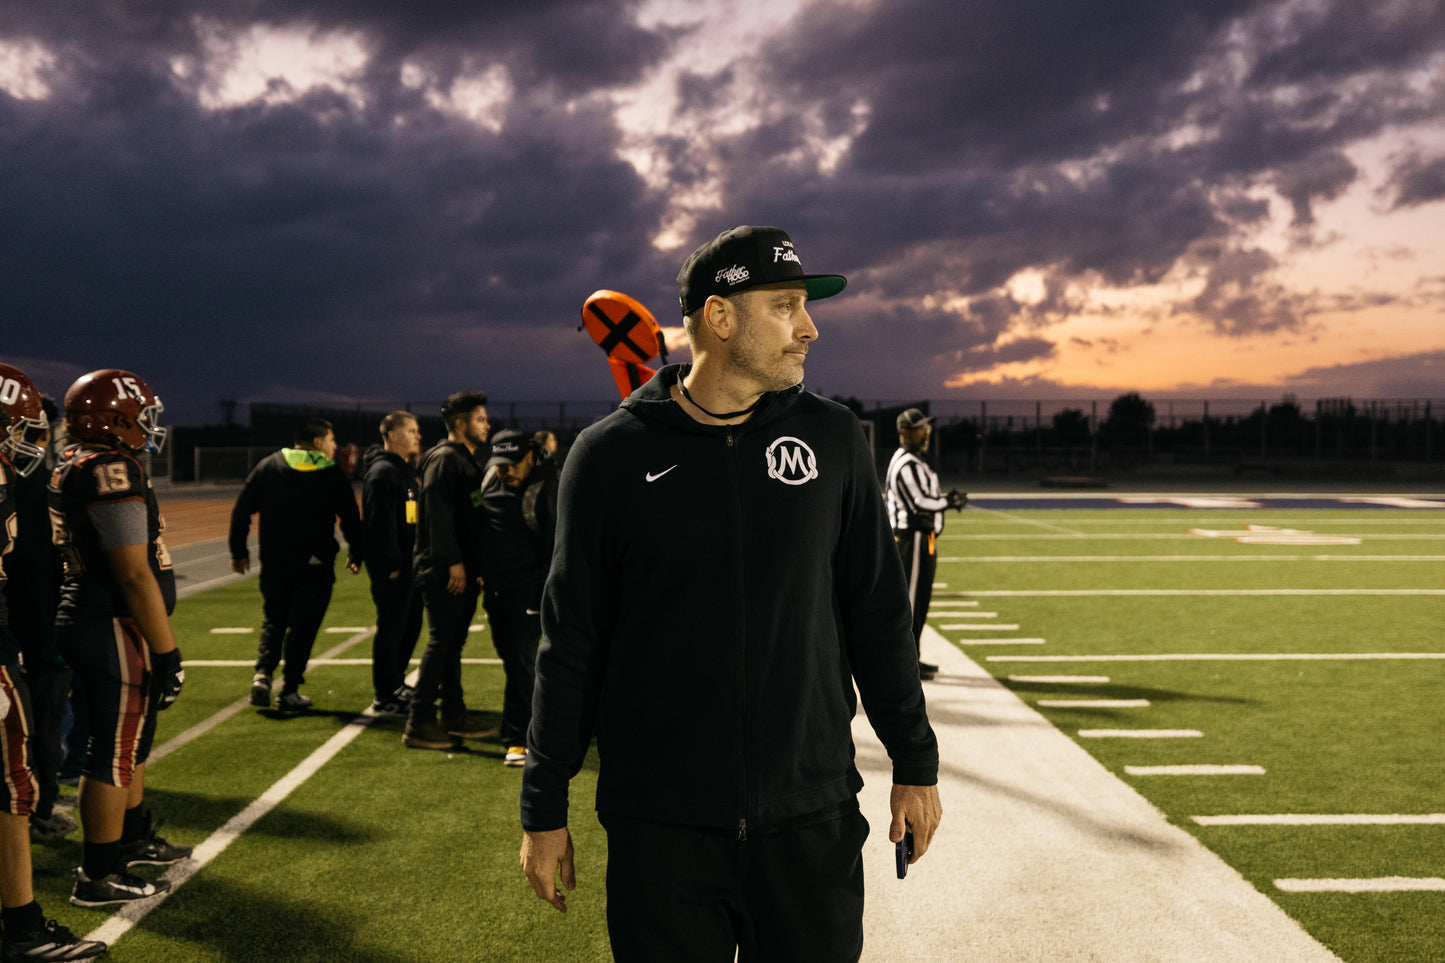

{"left": 884, "top": 408, "right": 964, "bottom": 681}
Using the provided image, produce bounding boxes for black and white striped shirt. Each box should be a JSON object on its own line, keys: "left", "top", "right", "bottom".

{"left": 885, "top": 447, "right": 948, "bottom": 534}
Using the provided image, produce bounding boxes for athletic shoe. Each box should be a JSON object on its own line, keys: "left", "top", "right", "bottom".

{"left": 442, "top": 712, "right": 496, "bottom": 740}
{"left": 69, "top": 869, "right": 170, "bottom": 908}
{"left": 918, "top": 661, "right": 938, "bottom": 681}
{"left": 274, "top": 689, "right": 313, "bottom": 711}
{"left": 394, "top": 684, "right": 416, "bottom": 702}
{"left": 0, "top": 918, "right": 107, "bottom": 961}
{"left": 504, "top": 747, "right": 527, "bottom": 767}
{"left": 249, "top": 673, "right": 272, "bottom": 707}
{"left": 120, "top": 818, "right": 193, "bottom": 868}
{"left": 402, "top": 719, "right": 461, "bottom": 751}
{"left": 370, "top": 696, "right": 408, "bottom": 716}
{"left": 29, "top": 811, "right": 78, "bottom": 844}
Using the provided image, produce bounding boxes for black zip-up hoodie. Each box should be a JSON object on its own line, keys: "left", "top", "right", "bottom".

{"left": 360, "top": 445, "right": 419, "bottom": 577}
{"left": 228, "top": 449, "right": 362, "bottom": 572}
{"left": 521, "top": 365, "right": 938, "bottom": 835}
{"left": 411, "top": 440, "right": 485, "bottom": 587}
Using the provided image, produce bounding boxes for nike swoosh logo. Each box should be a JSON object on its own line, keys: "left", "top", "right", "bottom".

{"left": 645, "top": 465, "right": 678, "bottom": 483}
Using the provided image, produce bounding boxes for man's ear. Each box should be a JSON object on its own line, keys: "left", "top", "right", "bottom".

{"left": 702, "top": 295, "right": 736, "bottom": 342}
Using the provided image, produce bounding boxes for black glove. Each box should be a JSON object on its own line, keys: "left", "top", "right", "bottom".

{"left": 946, "top": 489, "right": 968, "bottom": 511}
{"left": 152, "top": 648, "right": 185, "bottom": 710}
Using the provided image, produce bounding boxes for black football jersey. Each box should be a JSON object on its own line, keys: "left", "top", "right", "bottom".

{"left": 49, "top": 445, "right": 176, "bottom": 622}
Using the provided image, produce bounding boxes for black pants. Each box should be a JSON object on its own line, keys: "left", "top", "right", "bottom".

{"left": 895, "top": 530, "right": 937, "bottom": 657}
{"left": 600, "top": 807, "right": 869, "bottom": 963}
{"left": 368, "top": 570, "right": 423, "bottom": 701}
{"left": 481, "top": 585, "right": 540, "bottom": 747}
{"left": 255, "top": 563, "right": 335, "bottom": 689}
{"left": 22, "top": 663, "right": 71, "bottom": 819}
{"left": 413, "top": 582, "right": 478, "bottom": 720}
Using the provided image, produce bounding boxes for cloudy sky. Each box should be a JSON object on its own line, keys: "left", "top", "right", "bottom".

{"left": 2, "top": 0, "right": 1443, "bottom": 426}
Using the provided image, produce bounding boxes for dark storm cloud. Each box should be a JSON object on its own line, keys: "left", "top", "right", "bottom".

{"left": 1386, "top": 153, "right": 1445, "bottom": 209}
{"left": 0, "top": 0, "right": 679, "bottom": 420}
{"left": 727, "top": 0, "right": 1445, "bottom": 347}
{"left": 2, "top": 0, "right": 1442, "bottom": 421}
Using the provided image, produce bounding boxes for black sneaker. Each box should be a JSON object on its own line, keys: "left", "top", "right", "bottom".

{"left": 0, "top": 918, "right": 107, "bottom": 961}
{"left": 70, "top": 869, "right": 170, "bottom": 907}
{"left": 120, "top": 814, "right": 193, "bottom": 868}
{"left": 249, "top": 673, "right": 272, "bottom": 707}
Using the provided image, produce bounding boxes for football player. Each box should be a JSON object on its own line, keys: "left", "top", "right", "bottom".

{"left": 49, "top": 370, "right": 191, "bottom": 909}
{"left": 0, "top": 361, "right": 107, "bottom": 959}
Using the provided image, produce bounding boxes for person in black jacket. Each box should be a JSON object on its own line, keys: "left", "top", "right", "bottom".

{"left": 229, "top": 417, "right": 363, "bottom": 711}
{"left": 361, "top": 411, "right": 424, "bottom": 716}
{"left": 520, "top": 226, "right": 942, "bottom": 962}
{"left": 404, "top": 391, "right": 493, "bottom": 750}
{"left": 479, "top": 430, "right": 558, "bottom": 767}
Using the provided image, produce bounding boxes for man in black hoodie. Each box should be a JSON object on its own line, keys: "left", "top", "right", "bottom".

{"left": 479, "top": 429, "right": 558, "bottom": 767}
{"left": 361, "top": 411, "right": 423, "bottom": 715}
{"left": 520, "top": 226, "right": 942, "bottom": 961}
{"left": 229, "top": 417, "right": 363, "bottom": 711}
{"left": 405, "top": 391, "right": 493, "bottom": 750}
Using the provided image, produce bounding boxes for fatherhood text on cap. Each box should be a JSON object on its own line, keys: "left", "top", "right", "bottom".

{"left": 676, "top": 225, "right": 847, "bottom": 315}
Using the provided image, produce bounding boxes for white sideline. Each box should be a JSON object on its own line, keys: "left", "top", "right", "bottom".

{"left": 989, "top": 652, "right": 1445, "bottom": 663}
{"left": 855, "top": 626, "right": 1341, "bottom": 961}
{"left": 86, "top": 629, "right": 390, "bottom": 947}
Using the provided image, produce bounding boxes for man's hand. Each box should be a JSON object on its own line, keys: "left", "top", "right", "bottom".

{"left": 231, "top": 558, "right": 250, "bottom": 575}
{"left": 446, "top": 563, "right": 467, "bottom": 595}
{"left": 346, "top": 556, "right": 361, "bottom": 575}
{"left": 520, "top": 828, "right": 575, "bottom": 913}
{"left": 889, "top": 784, "right": 942, "bottom": 865}
{"left": 151, "top": 648, "right": 185, "bottom": 710}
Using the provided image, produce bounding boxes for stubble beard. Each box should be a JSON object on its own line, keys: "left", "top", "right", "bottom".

{"left": 731, "top": 301, "right": 805, "bottom": 393}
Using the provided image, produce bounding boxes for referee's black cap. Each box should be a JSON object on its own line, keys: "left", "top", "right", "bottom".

{"left": 897, "top": 408, "right": 933, "bottom": 431}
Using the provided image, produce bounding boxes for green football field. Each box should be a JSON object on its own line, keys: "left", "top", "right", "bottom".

{"left": 936, "top": 504, "right": 1445, "bottom": 963}
{"left": 23, "top": 503, "right": 1445, "bottom": 961}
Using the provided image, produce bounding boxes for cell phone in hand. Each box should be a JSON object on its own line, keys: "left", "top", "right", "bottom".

{"left": 895, "top": 823, "right": 914, "bottom": 879}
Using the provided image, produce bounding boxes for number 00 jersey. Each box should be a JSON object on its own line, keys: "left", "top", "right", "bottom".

{"left": 49, "top": 445, "right": 176, "bottom": 622}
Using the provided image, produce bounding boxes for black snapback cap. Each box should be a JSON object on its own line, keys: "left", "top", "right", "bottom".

{"left": 676, "top": 225, "right": 847, "bottom": 315}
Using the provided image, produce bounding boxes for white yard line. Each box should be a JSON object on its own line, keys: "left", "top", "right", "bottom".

{"left": 967, "top": 589, "right": 1445, "bottom": 597}
{"left": 968, "top": 504, "right": 1084, "bottom": 535}
{"left": 943, "top": 623, "right": 1020, "bottom": 630}
{"left": 988, "top": 653, "right": 1445, "bottom": 663}
{"left": 1128, "top": 765, "right": 1266, "bottom": 776}
{"left": 182, "top": 658, "right": 503, "bottom": 667}
{"left": 931, "top": 612, "right": 998, "bottom": 618}
{"left": 1079, "top": 729, "right": 1203, "bottom": 739}
{"left": 1194, "top": 814, "right": 1445, "bottom": 826}
{"left": 1275, "top": 878, "right": 1445, "bottom": 893}
{"left": 149, "top": 630, "right": 375, "bottom": 764}
{"left": 954, "top": 638, "right": 1048, "bottom": 645}
{"left": 944, "top": 555, "right": 1445, "bottom": 562}
{"left": 85, "top": 706, "right": 384, "bottom": 947}
{"left": 1009, "top": 675, "right": 1111, "bottom": 683}
{"left": 89, "top": 647, "right": 425, "bottom": 948}
{"left": 1039, "top": 699, "right": 1150, "bottom": 708}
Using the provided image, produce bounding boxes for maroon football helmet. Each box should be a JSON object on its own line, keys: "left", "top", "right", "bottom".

{"left": 0, "top": 361, "right": 50, "bottom": 477}
{"left": 64, "top": 369, "right": 167, "bottom": 453}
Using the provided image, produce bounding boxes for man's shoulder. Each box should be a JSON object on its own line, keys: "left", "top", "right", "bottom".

{"left": 60, "top": 446, "right": 148, "bottom": 501}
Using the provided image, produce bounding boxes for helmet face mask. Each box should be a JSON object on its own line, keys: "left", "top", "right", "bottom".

{"left": 64, "top": 369, "right": 168, "bottom": 454}
{"left": 0, "top": 362, "right": 49, "bottom": 478}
